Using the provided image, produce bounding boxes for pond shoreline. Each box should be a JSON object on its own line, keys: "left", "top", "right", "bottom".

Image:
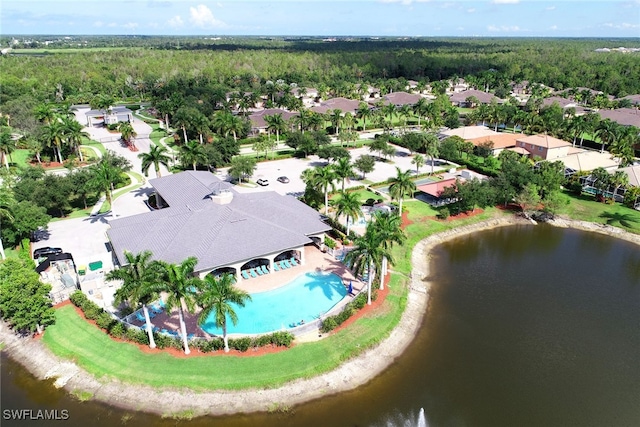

{"left": 1, "top": 214, "right": 638, "bottom": 417}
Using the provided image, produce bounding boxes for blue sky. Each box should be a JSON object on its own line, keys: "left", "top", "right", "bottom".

{"left": 2, "top": 1, "right": 639, "bottom": 37}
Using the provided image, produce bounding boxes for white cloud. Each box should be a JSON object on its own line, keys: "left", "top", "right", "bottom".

{"left": 492, "top": 0, "right": 520, "bottom": 4}
{"left": 457, "top": 27, "right": 464, "bottom": 31}
{"left": 168, "top": 15, "right": 184, "bottom": 28}
{"left": 122, "top": 22, "right": 139, "bottom": 30}
{"left": 189, "top": 4, "right": 226, "bottom": 28}
{"left": 93, "top": 21, "right": 104, "bottom": 28}
{"left": 487, "top": 25, "right": 521, "bottom": 32}
{"left": 603, "top": 22, "right": 639, "bottom": 29}
{"left": 550, "top": 25, "right": 558, "bottom": 30}
{"left": 467, "top": 8, "right": 476, "bottom": 13}
{"left": 107, "top": 22, "right": 118, "bottom": 28}
{"left": 546, "top": 6, "right": 556, "bottom": 10}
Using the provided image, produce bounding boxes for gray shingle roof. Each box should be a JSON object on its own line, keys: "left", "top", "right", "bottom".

{"left": 108, "top": 172, "right": 330, "bottom": 273}
{"left": 149, "top": 171, "right": 235, "bottom": 208}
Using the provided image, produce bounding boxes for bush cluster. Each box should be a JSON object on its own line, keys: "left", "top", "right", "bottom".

{"left": 320, "top": 291, "right": 374, "bottom": 333}
{"left": 68, "top": 291, "right": 294, "bottom": 353}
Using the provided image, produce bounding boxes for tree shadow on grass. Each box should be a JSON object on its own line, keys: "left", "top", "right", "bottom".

{"left": 599, "top": 211, "right": 640, "bottom": 230}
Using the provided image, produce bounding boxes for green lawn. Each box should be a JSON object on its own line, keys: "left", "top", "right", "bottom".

{"left": 558, "top": 191, "right": 640, "bottom": 233}
{"left": 8, "top": 149, "right": 32, "bottom": 168}
{"left": 330, "top": 189, "right": 380, "bottom": 204}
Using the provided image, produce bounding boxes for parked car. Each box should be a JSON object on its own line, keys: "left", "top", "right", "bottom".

{"left": 256, "top": 179, "right": 269, "bottom": 186}
{"left": 33, "top": 247, "right": 63, "bottom": 258}
{"left": 277, "top": 176, "right": 290, "bottom": 183}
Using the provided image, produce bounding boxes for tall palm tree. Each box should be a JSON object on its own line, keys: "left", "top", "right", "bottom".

{"left": 33, "top": 103, "right": 57, "bottom": 125}
{"left": 41, "top": 120, "right": 66, "bottom": 163}
{"left": 197, "top": 273, "right": 252, "bottom": 352}
{"left": 382, "top": 103, "right": 397, "bottom": 129}
{"left": 332, "top": 157, "right": 355, "bottom": 192}
{"left": 117, "top": 121, "right": 137, "bottom": 147}
{"left": 413, "top": 98, "right": 429, "bottom": 128}
{"left": 595, "top": 119, "right": 618, "bottom": 154}
{"left": 356, "top": 102, "right": 372, "bottom": 131}
{"left": 107, "top": 250, "right": 160, "bottom": 349}
{"left": 388, "top": 167, "right": 416, "bottom": 216}
{"left": 0, "top": 190, "right": 15, "bottom": 260}
{"left": 331, "top": 191, "right": 362, "bottom": 235}
{"left": 139, "top": 145, "right": 171, "bottom": 178}
{"left": 370, "top": 211, "right": 404, "bottom": 290}
{"left": 411, "top": 154, "right": 425, "bottom": 174}
{"left": 0, "top": 129, "right": 16, "bottom": 169}
{"left": 344, "top": 227, "right": 388, "bottom": 305}
{"left": 156, "top": 257, "right": 201, "bottom": 354}
{"left": 264, "top": 113, "right": 286, "bottom": 142}
{"left": 424, "top": 133, "right": 440, "bottom": 173}
{"left": 328, "top": 109, "right": 343, "bottom": 135}
{"left": 61, "top": 116, "right": 89, "bottom": 162}
{"left": 91, "top": 160, "right": 120, "bottom": 206}
{"left": 179, "top": 140, "right": 206, "bottom": 171}
{"left": 312, "top": 167, "right": 337, "bottom": 215}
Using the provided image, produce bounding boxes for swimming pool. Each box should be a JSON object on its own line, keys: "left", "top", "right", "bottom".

{"left": 200, "top": 272, "right": 347, "bottom": 335}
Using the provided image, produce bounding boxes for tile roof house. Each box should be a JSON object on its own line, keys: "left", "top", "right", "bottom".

{"left": 290, "top": 87, "right": 319, "bottom": 107}
{"left": 467, "top": 133, "right": 527, "bottom": 156}
{"left": 515, "top": 134, "right": 572, "bottom": 160}
{"left": 597, "top": 108, "right": 640, "bottom": 127}
{"left": 439, "top": 126, "right": 499, "bottom": 140}
{"left": 248, "top": 108, "right": 299, "bottom": 134}
{"left": 380, "top": 91, "right": 423, "bottom": 107}
{"left": 618, "top": 94, "right": 640, "bottom": 106}
{"left": 311, "top": 97, "right": 361, "bottom": 115}
{"left": 107, "top": 171, "right": 330, "bottom": 280}
{"left": 449, "top": 89, "right": 501, "bottom": 106}
{"left": 556, "top": 149, "right": 620, "bottom": 173}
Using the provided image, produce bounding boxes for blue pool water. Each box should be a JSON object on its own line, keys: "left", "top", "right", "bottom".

{"left": 200, "top": 272, "right": 348, "bottom": 335}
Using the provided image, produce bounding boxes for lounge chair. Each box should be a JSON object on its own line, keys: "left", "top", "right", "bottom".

{"left": 280, "top": 261, "right": 288, "bottom": 269}
{"left": 273, "top": 263, "right": 280, "bottom": 272}
{"left": 147, "top": 310, "right": 156, "bottom": 319}
{"left": 250, "top": 268, "right": 257, "bottom": 278}
{"left": 261, "top": 265, "right": 269, "bottom": 274}
{"left": 255, "top": 267, "right": 263, "bottom": 276}
{"left": 284, "top": 260, "right": 292, "bottom": 268}
{"left": 290, "top": 257, "right": 298, "bottom": 266}
{"left": 242, "top": 270, "right": 250, "bottom": 279}
{"left": 135, "top": 312, "right": 146, "bottom": 322}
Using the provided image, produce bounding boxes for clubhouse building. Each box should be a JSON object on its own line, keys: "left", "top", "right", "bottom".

{"left": 107, "top": 171, "right": 330, "bottom": 280}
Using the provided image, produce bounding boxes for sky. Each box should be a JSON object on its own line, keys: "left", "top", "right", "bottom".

{"left": 1, "top": 0, "right": 639, "bottom": 38}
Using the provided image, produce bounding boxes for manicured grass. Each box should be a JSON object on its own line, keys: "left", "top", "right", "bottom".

{"left": 81, "top": 137, "right": 107, "bottom": 155}
{"left": 332, "top": 189, "right": 381, "bottom": 204}
{"left": 49, "top": 208, "right": 93, "bottom": 223}
{"left": 8, "top": 149, "right": 32, "bottom": 168}
{"left": 558, "top": 191, "right": 640, "bottom": 233}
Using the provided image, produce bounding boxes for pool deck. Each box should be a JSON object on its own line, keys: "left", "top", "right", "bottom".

{"left": 128, "top": 245, "right": 364, "bottom": 338}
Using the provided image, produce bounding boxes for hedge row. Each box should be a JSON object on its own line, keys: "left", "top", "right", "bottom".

{"left": 68, "top": 291, "right": 294, "bottom": 352}
{"left": 320, "top": 291, "right": 374, "bottom": 333}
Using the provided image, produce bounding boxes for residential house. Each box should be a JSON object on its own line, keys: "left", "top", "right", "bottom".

{"left": 248, "top": 108, "right": 298, "bottom": 135}
{"left": 467, "top": 133, "right": 527, "bottom": 156}
{"left": 439, "top": 125, "right": 499, "bottom": 140}
{"left": 449, "top": 89, "right": 501, "bottom": 107}
{"left": 311, "top": 97, "right": 361, "bottom": 115}
{"left": 597, "top": 108, "right": 640, "bottom": 128}
{"left": 380, "top": 91, "right": 423, "bottom": 107}
{"left": 85, "top": 106, "right": 133, "bottom": 127}
{"left": 515, "top": 134, "right": 571, "bottom": 160}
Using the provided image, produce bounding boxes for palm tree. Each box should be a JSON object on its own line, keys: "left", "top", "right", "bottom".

{"left": 0, "top": 129, "right": 16, "bottom": 169}
{"left": 411, "top": 154, "right": 425, "bottom": 174}
{"left": 344, "top": 227, "right": 388, "bottom": 305}
{"left": 356, "top": 102, "right": 372, "bottom": 131}
{"left": 312, "top": 167, "right": 337, "bottom": 215}
{"left": 139, "top": 145, "right": 171, "bottom": 178}
{"left": 24, "top": 136, "right": 44, "bottom": 164}
{"left": 61, "top": 116, "right": 89, "bottom": 162}
{"left": 413, "top": 98, "right": 429, "bottom": 128}
{"left": 190, "top": 113, "right": 209, "bottom": 145}
{"left": 424, "top": 133, "right": 440, "bottom": 173}
{"left": 328, "top": 109, "right": 343, "bottom": 135}
{"left": 228, "top": 155, "right": 257, "bottom": 183}
{"left": 0, "top": 190, "right": 15, "bottom": 260}
{"left": 156, "top": 257, "right": 201, "bottom": 354}
{"left": 41, "top": 120, "right": 66, "bottom": 163}
{"left": 388, "top": 167, "right": 416, "bottom": 216}
{"left": 91, "top": 160, "right": 120, "bottom": 206}
{"left": 382, "top": 103, "right": 397, "bottom": 129}
{"left": 34, "top": 103, "right": 57, "bottom": 125}
{"left": 179, "top": 140, "right": 206, "bottom": 171}
{"left": 595, "top": 119, "right": 618, "bottom": 154}
{"left": 331, "top": 191, "right": 362, "bottom": 235}
{"left": 107, "top": 250, "right": 161, "bottom": 349}
{"left": 332, "top": 157, "right": 354, "bottom": 192}
{"left": 117, "top": 121, "right": 137, "bottom": 147}
{"left": 264, "top": 113, "right": 286, "bottom": 143}
{"left": 370, "top": 211, "right": 404, "bottom": 290}
{"left": 197, "top": 273, "right": 252, "bottom": 352}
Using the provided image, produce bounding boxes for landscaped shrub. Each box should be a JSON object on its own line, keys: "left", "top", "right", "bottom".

{"left": 437, "top": 207, "right": 450, "bottom": 220}
{"left": 69, "top": 290, "right": 89, "bottom": 307}
{"left": 108, "top": 321, "right": 127, "bottom": 339}
{"left": 229, "top": 337, "right": 252, "bottom": 352}
{"left": 95, "top": 311, "right": 116, "bottom": 330}
{"left": 352, "top": 292, "right": 367, "bottom": 310}
{"left": 125, "top": 327, "right": 149, "bottom": 345}
{"left": 320, "top": 317, "right": 338, "bottom": 333}
{"left": 268, "top": 331, "right": 294, "bottom": 347}
{"left": 83, "top": 305, "right": 102, "bottom": 321}
{"left": 324, "top": 237, "right": 337, "bottom": 250}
